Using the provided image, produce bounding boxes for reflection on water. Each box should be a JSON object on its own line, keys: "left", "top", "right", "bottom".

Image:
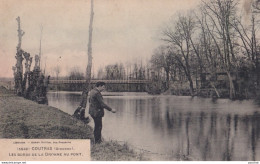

{"left": 47, "top": 91, "right": 260, "bottom": 160}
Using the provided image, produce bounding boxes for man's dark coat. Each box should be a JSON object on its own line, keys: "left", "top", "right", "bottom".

{"left": 88, "top": 88, "right": 112, "bottom": 117}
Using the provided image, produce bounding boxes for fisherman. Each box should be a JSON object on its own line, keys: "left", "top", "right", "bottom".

{"left": 89, "top": 81, "right": 116, "bottom": 144}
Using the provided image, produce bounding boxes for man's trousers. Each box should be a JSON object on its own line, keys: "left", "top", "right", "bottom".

{"left": 92, "top": 116, "right": 102, "bottom": 144}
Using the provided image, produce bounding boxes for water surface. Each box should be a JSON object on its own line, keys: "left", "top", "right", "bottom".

{"left": 47, "top": 91, "right": 260, "bottom": 160}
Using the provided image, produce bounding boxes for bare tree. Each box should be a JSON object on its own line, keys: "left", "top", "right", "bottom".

{"left": 162, "top": 13, "right": 196, "bottom": 95}
{"left": 232, "top": 15, "right": 259, "bottom": 83}
{"left": 97, "top": 67, "right": 105, "bottom": 79}
{"left": 53, "top": 66, "right": 61, "bottom": 80}
{"left": 74, "top": 0, "right": 94, "bottom": 120}
{"left": 153, "top": 0, "right": 258, "bottom": 98}
{"left": 22, "top": 52, "right": 32, "bottom": 95}
{"left": 39, "top": 25, "right": 43, "bottom": 69}
{"left": 201, "top": 0, "right": 239, "bottom": 99}
{"left": 192, "top": 9, "right": 221, "bottom": 97}
{"left": 68, "top": 67, "right": 84, "bottom": 80}
{"left": 252, "top": 0, "right": 260, "bottom": 13}
{"left": 150, "top": 46, "right": 173, "bottom": 90}
{"left": 14, "top": 17, "right": 33, "bottom": 96}
{"left": 104, "top": 63, "right": 125, "bottom": 80}
{"left": 14, "top": 17, "right": 25, "bottom": 95}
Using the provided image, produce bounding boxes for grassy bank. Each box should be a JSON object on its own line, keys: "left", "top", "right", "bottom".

{"left": 91, "top": 140, "right": 146, "bottom": 161}
{"left": 0, "top": 87, "right": 142, "bottom": 161}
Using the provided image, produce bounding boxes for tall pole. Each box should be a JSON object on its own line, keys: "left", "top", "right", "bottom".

{"left": 74, "top": 0, "right": 94, "bottom": 119}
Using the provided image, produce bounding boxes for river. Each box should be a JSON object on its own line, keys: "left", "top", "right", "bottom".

{"left": 47, "top": 91, "right": 260, "bottom": 160}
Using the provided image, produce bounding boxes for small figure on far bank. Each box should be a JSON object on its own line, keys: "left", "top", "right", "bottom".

{"left": 89, "top": 82, "right": 116, "bottom": 144}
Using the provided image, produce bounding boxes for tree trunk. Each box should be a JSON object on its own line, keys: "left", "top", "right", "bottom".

{"left": 210, "top": 81, "right": 220, "bottom": 98}
{"left": 227, "top": 71, "right": 235, "bottom": 99}
{"left": 255, "top": 53, "right": 260, "bottom": 98}
{"left": 185, "top": 63, "right": 194, "bottom": 96}
{"left": 15, "top": 50, "right": 24, "bottom": 95}
{"left": 74, "top": 0, "right": 94, "bottom": 120}
{"left": 188, "top": 76, "right": 194, "bottom": 96}
{"left": 22, "top": 52, "right": 32, "bottom": 96}
{"left": 165, "top": 69, "right": 170, "bottom": 90}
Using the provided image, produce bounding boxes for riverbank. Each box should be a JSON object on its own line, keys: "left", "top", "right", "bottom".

{"left": 0, "top": 87, "right": 143, "bottom": 161}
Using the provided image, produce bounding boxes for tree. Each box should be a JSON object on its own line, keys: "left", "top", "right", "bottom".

{"left": 162, "top": 13, "right": 196, "bottom": 95}
{"left": 252, "top": 0, "right": 260, "bottom": 13}
{"left": 14, "top": 17, "right": 25, "bottom": 95}
{"left": 105, "top": 63, "right": 125, "bottom": 80}
{"left": 193, "top": 8, "right": 222, "bottom": 97}
{"left": 231, "top": 15, "right": 259, "bottom": 94}
{"left": 97, "top": 67, "right": 105, "bottom": 79}
{"left": 53, "top": 65, "right": 61, "bottom": 80}
{"left": 73, "top": 0, "right": 94, "bottom": 120}
{"left": 22, "top": 52, "right": 32, "bottom": 95}
{"left": 12, "top": 17, "right": 49, "bottom": 104}
{"left": 67, "top": 67, "right": 84, "bottom": 91}
{"left": 201, "top": 0, "right": 239, "bottom": 99}
{"left": 68, "top": 67, "right": 84, "bottom": 80}
{"left": 150, "top": 46, "right": 173, "bottom": 90}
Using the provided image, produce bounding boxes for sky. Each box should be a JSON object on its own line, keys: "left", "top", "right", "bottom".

{"left": 0, "top": 0, "right": 248, "bottom": 78}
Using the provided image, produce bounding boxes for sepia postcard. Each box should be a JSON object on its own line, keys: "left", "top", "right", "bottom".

{"left": 0, "top": 0, "right": 260, "bottom": 162}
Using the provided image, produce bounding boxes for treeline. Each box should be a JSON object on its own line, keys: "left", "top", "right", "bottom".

{"left": 151, "top": 0, "right": 260, "bottom": 99}
{"left": 96, "top": 62, "right": 148, "bottom": 80}
{"left": 49, "top": 63, "right": 149, "bottom": 91}
{"left": 94, "top": 0, "right": 260, "bottom": 99}
{"left": 62, "top": 0, "right": 260, "bottom": 99}
{"left": 13, "top": 17, "right": 49, "bottom": 104}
